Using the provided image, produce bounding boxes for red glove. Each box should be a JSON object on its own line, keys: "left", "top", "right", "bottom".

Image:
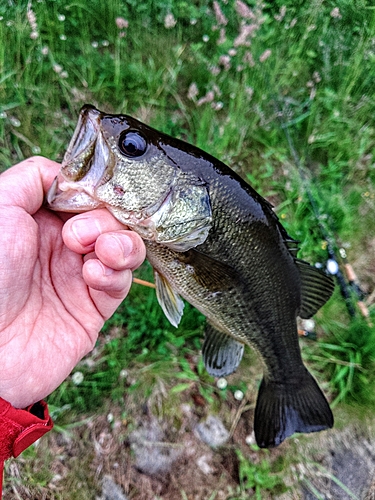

{"left": 0, "top": 398, "right": 53, "bottom": 498}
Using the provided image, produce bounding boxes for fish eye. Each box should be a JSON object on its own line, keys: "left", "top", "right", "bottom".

{"left": 118, "top": 131, "right": 147, "bottom": 158}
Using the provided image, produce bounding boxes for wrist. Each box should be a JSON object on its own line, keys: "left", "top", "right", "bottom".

{"left": 0, "top": 398, "right": 53, "bottom": 461}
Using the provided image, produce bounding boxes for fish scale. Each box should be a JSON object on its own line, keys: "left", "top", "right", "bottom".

{"left": 47, "top": 104, "right": 335, "bottom": 448}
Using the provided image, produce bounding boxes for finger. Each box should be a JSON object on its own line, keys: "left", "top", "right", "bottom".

{"left": 62, "top": 209, "right": 129, "bottom": 253}
{"left": 82, "top": 258, "right": 133, "bottom": 319}
{"left": 82, "top": 257, "right": 133, "bottom": 298}
{"left": 95, "top": 230, "right": 146, "bottom": 271}
{"left": 0, "top": 156, "right": 61, "bottom": 214}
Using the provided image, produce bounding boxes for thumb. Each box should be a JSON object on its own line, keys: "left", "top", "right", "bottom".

{"left": 0, "top": 156, "right": 60, "bottom": 214}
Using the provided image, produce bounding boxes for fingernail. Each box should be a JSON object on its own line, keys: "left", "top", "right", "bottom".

{"left": 112, "top": 234, "right": 133, "bottom": 259}
{"left": 102, "top": 263, "right": 114, "bottom": 276}
{"left": 72, "top": 218, "right": 101, "bottom": 246}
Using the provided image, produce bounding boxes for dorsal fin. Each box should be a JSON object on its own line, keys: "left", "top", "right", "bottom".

{"left": 277, "top": 220, "right": 300, "bottom": 258}
{"left": 297, "top": 259, "right": 335, "bottom": 318}
{"left": 285, "top": 237, "right": 300, "bottom": 258}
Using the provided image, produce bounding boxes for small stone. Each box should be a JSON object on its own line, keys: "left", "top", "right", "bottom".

{"left": 128, "top": 420, "right": 181, "bottom": 476}
{"left": 195, "top": 415, "right": 229, "bottom": 447}
{"left": 100, "top": 475, "right": 128, "bottom": 500}
{"left": 196, "top": 454, "right": 214, "bottom": 474}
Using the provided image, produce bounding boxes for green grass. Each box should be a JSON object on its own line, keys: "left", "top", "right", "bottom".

{"left": 235, "top": 448, "right": 289, "bottom": 498}
{"left": 2, "top": 1, "right": 375, "bottom": 498}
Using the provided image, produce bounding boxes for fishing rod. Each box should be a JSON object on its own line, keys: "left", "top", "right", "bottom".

{"left": 275, "top": 99, "right": 370, "bottom": 323}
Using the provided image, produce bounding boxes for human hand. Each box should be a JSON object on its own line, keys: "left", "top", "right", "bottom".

{"left": 0, "top": 157, "right": 146, "bottom": 408}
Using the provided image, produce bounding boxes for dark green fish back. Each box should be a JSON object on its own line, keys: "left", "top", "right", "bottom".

{"left": 147, "top": 137, "right": 334, "bottom": 447}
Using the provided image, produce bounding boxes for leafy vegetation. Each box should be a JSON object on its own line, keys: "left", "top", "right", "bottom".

{"left": 1, "top": 0, "right": 375, "bottom": 498}
{"left": 235, "top": 449, "right": 288, "bottom": 498}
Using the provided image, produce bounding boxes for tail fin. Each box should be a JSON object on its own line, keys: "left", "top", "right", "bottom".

{"left": 254, "top": 369, "right": 333, "bottom": 448}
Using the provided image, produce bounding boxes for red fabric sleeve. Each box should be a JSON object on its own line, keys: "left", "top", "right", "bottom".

{"left": 0, "top": 398, "right": 53, "bottom": 498}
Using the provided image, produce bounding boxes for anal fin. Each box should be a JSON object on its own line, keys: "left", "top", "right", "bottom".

{"left": 202, "top": 323, "right": 244, "bottom": 377}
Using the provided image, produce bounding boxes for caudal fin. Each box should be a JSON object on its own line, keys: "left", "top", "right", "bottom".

{"left": 254, "top": 369, "right": 333, "bottom": 448}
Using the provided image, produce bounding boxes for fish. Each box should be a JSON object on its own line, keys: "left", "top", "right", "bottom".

{"left": 47, "top": 104, "right": 335, "bottom": 448}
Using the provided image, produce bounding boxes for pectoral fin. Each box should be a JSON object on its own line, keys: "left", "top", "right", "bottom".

{"left": 178, "top": 249, "right": 240, "bottom": 292}
{"left": 154, "top": 270, "right": 184, "bottom": 327}
{"left": 202, "top": 324, "right": 244, "bottom": 377}
{"left": 297, "top": 259, "right": 335, "bottom": 318}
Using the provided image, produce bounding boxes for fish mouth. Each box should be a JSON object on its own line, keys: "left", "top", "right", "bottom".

{"left": 47, "top": 105, "right": 110, "bottom": 212}
{"left": 46, "top": 175, "right": 104, "bottom": 211}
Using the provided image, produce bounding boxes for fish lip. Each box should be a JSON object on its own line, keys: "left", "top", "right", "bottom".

{"left": 46, "top": 105, "right": 112, "bottom": 212}
{"left": 63, "top": 105, "right": 101, "bottom": 169}
{"left": 46, "top": 175, "right": 103, "bottom": 212}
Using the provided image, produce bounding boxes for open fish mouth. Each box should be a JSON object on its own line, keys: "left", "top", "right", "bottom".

{"left": 46, "top": 105, "right": 109, "bottom": 212}
{"left": 46, "top": 175, "right": 103, "bottom": 211}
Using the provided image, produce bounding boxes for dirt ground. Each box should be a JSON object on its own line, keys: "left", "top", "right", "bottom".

{"left": 3, "top": 391, "right": 375, "bottom": 499}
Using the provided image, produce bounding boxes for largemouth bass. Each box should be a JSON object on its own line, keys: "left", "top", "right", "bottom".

{"left": 47, "top": 105, "right": 334, "bottom": 448}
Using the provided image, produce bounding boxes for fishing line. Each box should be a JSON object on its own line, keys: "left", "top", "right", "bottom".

{"left": 274, "top": 99, "right": 368, "bottom": 321}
